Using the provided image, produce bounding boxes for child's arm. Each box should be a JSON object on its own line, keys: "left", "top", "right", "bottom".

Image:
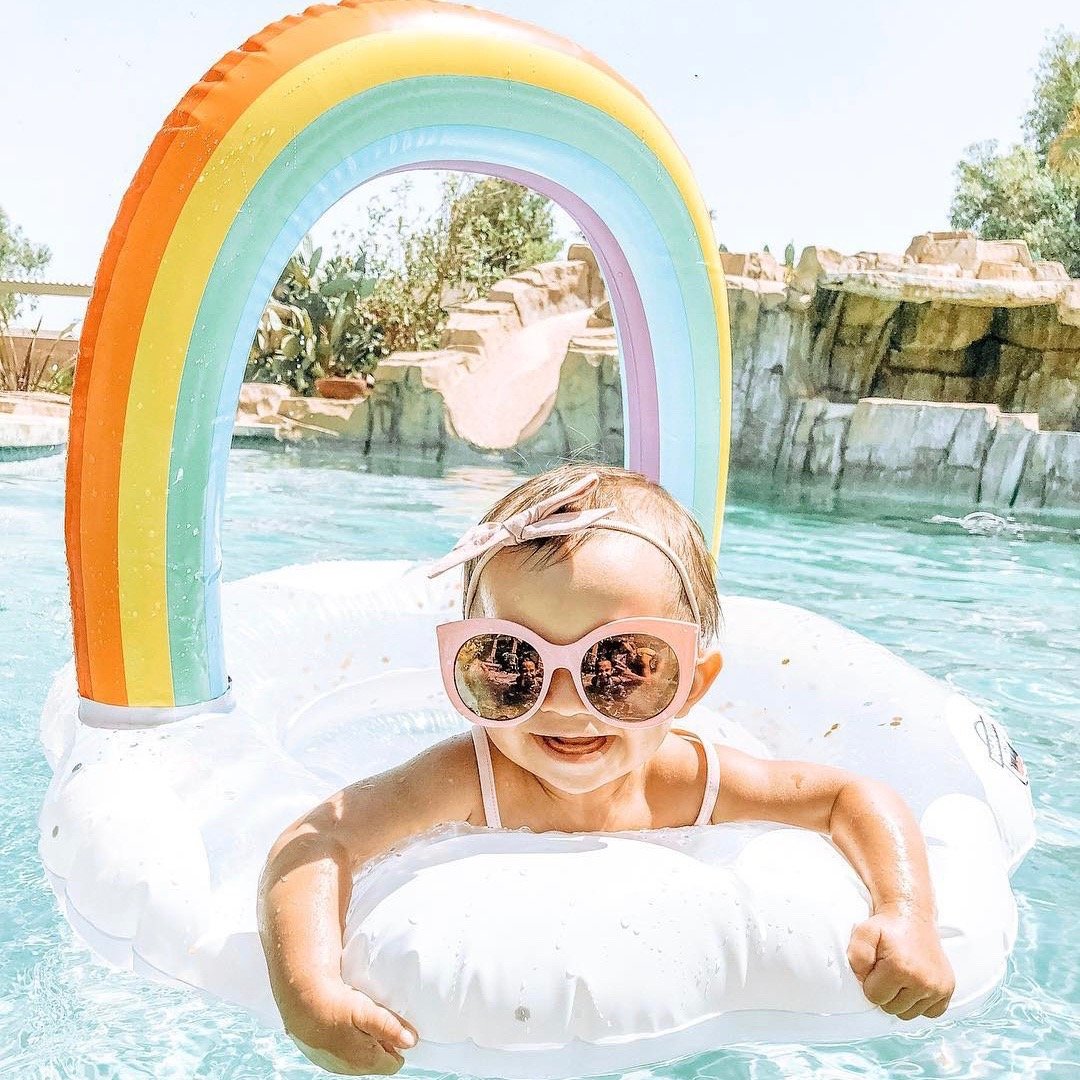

{"left": 258, "top": 735, "right": 481, "bottom": 1075}
{"left": 712, "top": 749, "right": 955, "bottom": 1021}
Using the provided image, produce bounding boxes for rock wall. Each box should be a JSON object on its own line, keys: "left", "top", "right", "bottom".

{"left": 0, "top": 390, "right": 69, "bottom": 459}
{"left": 234, "top": 230, "right": 1080, "bottom": 520}
{"left": 723, "top": 232, "right": 1080, "bottom": 517}
{"left": 235, "top": 245, "right": 604, "bottom": 458}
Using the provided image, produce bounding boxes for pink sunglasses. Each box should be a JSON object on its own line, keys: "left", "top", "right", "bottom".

{"left": 436, "top": 617, "right": 700, "bottom": 729}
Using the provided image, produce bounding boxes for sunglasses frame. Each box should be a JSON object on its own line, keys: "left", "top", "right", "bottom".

{"left": 435, "top": 616, "right": 700, "bottom": 729}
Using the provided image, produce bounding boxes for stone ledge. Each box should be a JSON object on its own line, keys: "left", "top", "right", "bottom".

{"left": 818, "top": 270, "right": 1072, "bottom": 309}
{"left": 0, "top": 392, "right": 70, "bottom": 454}
{"left": 0, "top": 414, "right": 68, "bottom": 449}
{"left": 766, "top": 393, "right": 1080, "bottom": 517}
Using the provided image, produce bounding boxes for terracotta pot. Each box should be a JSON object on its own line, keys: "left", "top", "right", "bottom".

{"left": 314, "top": 376, "right": 371, "bottom": 400}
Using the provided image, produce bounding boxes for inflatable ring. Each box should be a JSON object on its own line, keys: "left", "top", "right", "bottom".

{"left": 42, "top": 2, "right": 1033, "bottom": 1077}
{"left": 41, "top": 560, "right": 1035, "bottom": 1078}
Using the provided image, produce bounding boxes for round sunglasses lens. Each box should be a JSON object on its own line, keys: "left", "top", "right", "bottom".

{"left": 454, "top": 635, "right": 544, "bottom": 721}
{"left": 581, "top": 633, "right": 680, "bottom": 721}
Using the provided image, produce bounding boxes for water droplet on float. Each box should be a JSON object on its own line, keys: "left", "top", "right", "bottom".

{"left": 514, "top": 1006, "right": 530, "bottom": 1022}
{"left": 620, "top": 918, "right": 630, "bottom": 929}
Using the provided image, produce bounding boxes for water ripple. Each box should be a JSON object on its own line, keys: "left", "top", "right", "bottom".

{"left": 1, "top": 449, "right": 1076, "bottom": 1078}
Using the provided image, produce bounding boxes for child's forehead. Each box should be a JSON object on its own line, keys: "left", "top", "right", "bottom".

{"left": 474, "top": 533, "right": 680, "bottom": 642}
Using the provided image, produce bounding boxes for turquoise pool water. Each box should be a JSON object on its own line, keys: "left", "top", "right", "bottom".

{"left": 2, "top": 446, "right": 1077, "bottom": 1079}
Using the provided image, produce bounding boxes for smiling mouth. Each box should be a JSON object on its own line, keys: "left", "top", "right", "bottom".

{"left": 532, "top": 734, "right": 612, "bottom": 759}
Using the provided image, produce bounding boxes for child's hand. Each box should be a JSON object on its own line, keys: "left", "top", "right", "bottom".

{"left": 847, "top": 905, "right": 955, "bottom": 1021}
{"left": 282, "top": 978, "right": 417, "bottom": 1076}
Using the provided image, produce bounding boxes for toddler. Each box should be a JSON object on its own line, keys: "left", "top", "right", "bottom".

{"left": 259, "top": 463, "right": 955, "bottom": 1076}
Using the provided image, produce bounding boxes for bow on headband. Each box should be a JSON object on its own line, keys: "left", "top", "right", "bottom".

{"left": 426, "top": 473, "right": 613, "bottom": 579}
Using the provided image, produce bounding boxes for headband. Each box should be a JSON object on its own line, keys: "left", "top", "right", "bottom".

{"left": 426, "top": 473, "right": 702, "bottom": 626}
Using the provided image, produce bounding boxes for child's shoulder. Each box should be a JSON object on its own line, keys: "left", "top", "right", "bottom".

{"left": 400, "top": 730, "right": 479, "bottom": 781}
{"left": 394, "top": 732, "right": 487, "bottom": 823}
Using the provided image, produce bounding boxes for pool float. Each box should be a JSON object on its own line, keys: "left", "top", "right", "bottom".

{"left": 41, "top": 1, "right": 1034, "bottom": 1077}
{"left": 41, "top": 558, "right": 1035, "bottom": 1078}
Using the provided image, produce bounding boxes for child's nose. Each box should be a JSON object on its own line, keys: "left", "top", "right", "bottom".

{"left": 540, "top": 666, "right": 587, "bottom": 716}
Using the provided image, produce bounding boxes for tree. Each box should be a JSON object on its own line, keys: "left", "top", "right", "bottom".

{"left": 1049, "top": 102, "right": 1080, "bottom": 183}
{"left": 0, "top": 207, "right": 64, "bottom": 393}
{"left": 951, "top": 141, "right": 1080, "bottom": 270}
{"left": 951, "top": 29, "right": 1080, "bottom": 275}
{"left": 0, "top": 206, "right": 50, "bottom": 325}
{"left": 1023, "top": 28, "right": 1080, "bottom": 160}
{"left": 358, "top": 175, "right": 560, "bottom": 355}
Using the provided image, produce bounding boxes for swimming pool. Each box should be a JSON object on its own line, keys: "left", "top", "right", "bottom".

{"left": 2, "top": 446, "right": 1077, "bottom": 1078}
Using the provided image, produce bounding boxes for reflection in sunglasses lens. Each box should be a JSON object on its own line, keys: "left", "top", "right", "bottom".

{"left": 581, "top": 633, "right": 680, "bottom": 722}
{"left": 454, "top": 635, "right": 544, "bottom": 721}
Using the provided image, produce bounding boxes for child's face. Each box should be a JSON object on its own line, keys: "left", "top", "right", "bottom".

{"left": 471, "top": 531, "right": 721, "bottom": 796}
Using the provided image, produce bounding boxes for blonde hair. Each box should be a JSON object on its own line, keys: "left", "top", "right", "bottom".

{"left": 462, "top": 463, "right": 721, "bottom": 642}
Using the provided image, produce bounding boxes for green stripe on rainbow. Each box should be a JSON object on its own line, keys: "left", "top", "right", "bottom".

{"left": 67, "top": 1, "right": 730, "bottom": 717}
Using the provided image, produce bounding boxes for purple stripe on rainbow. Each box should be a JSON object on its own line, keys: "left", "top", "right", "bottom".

{"left": 406, "top": 160, "right": 659, "bottom": 476}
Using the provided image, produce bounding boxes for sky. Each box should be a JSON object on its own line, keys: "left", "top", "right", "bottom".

{"left": 3, "top": 0, "right": 1078, "bottom": 328}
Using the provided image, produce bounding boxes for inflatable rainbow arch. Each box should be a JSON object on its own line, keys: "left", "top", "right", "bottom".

{"left": 66, "top": 0, "right": 731, "bottom": 719}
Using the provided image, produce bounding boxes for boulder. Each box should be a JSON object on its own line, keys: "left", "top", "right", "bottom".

{"left": 440, "top": 300, "right": 523, "bottom": 353}
{"left": 976, "top": 261, "right": 1035, "bottom": 282}
{"left": 1060, "top": 283, "right": 1080, "bottom": 329}
{"left": 587, "top": 299, "right": 613, "bottom": 328}
{"left": 237, "top": 382, "right": 290, "bottom": 419}
{"left": 566, "top": 243, "right": 607, "bottom": 306}
{"left": 720, "top": 251, "right": 786, "bottom": 282}
{"left": 883, "top": 347, "right": 973, "bottom": 375}
{"left": 484, "top": 260, "right": 597, "bottom": 328}
{"left": 979, "top": 413, "right": 1039, "bottom": 508}
{"left": 518, "top": 331, "right": 622, "bottom": 467}
{"left": 894, "top": 302, "right": 993, "bottom": 352}
{"left": 776, "top": 397, "right": 830, "bottom": 481}
{"left": 1011, "top": 352, "right": 1080, "bottom": 431}
{"left": 998, "top": 305, "right": 1080, "bottom": 352}
{"left": 1013, "top": 430, "right": 1080, "bottom": 512}
{"left": 841, "top": 399, "right": 999, "bottom": 503}
{"left": 794, "top": 246, "right": 844, "bottom": 294}
{"left": 807, "top": 403, "right": 855, "bottom": 480}
{"left": 1034, "top": 261, "right": 1069, "bottom": 282}
{"left": 904, "top": 233, "right": 1034, "bottom": 276}
{"left": 905, "top": 232, "right": 981, "bottom": 271}
{"left": 844, "top": 252, "right": 907, "bottom": 273}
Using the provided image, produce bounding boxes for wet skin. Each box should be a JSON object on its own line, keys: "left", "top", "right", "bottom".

{"left": 469, "top": 532, "right": 723, "bottom": 821}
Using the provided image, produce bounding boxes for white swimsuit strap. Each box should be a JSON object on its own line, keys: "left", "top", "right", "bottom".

{"left": 471, "top": 727, "right": 717, "bottom": 829}
{"left": 470, "top": 726, "right": 502, "bottom": 829}
{"left": 672, "top": 727, "right": 721, "bottom": 826}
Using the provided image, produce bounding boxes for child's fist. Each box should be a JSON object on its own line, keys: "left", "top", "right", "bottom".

{"left": 282, "top": 978, "right": 417, "bottom": 1076}
{"left": 847, "top": 905, "right": 955, "bottom": 1021}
